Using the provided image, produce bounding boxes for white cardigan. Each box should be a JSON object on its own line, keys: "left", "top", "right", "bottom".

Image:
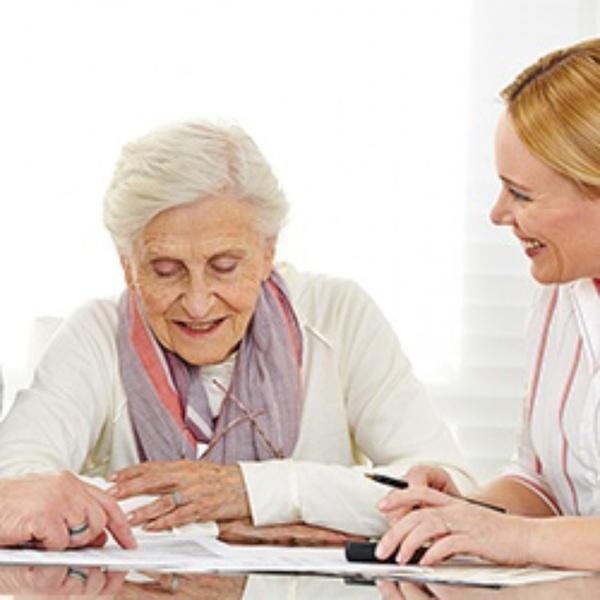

{"left": 0, "top": 264, "right": 471, "bottom": 535}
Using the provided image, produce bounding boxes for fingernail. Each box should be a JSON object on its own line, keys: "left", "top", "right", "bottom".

{"left": 107, "top": 486, "right": 118, "bottom": 496}
{"left": 378, "top": 499, "right": 389, "bottom": 510}
{"left": 126, "top": 513, "right": 136, "bottom": 523}
{"left": 375, "top": 543, "right": 385, "bottom": 559}
{"left": 108, "top": 473, "right": 117, "bottom": 482}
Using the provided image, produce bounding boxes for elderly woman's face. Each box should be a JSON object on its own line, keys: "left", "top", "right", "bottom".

{"left": 122, "top": 195, "right": 275, "bottom": 366}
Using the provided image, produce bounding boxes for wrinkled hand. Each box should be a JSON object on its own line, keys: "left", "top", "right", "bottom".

{"left": 0, "top": 472, "right": 135, "bottom": 550}
{"left": 218, "top": 518, "right": 365, "bottom": 547}
{"left": 376, "top": 486, "right": 530, "bottom": 567}
{"left": 378, "top": 466, "right": 461, "bottom": 524}
{"left": 116, "top": 572, "right": 247, "bottom": 600}
{"left": 110, "top": 460, "right": 250, "bottom": 530}
{"left": 0, "top": 565, "right": 127, "bottom": 596}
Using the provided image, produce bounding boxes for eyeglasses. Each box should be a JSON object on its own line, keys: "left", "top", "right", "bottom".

{"left": 197, "top": 379, "right": 284, "bottom": 460}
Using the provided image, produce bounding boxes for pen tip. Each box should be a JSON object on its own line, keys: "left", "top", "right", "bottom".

{"left": 364, "top": 473, "right": 375, "bottom": 481}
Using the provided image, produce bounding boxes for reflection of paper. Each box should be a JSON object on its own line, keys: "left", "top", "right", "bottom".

{"left": 0, "top": 536, "right": 588, "bottom": 587}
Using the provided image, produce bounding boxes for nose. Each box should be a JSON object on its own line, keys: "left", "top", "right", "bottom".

{"left": 180, "top": 275, "right": 215, "bottom": 318}
{"left": 489, "top": 193, "right": 514, "bottom": 227}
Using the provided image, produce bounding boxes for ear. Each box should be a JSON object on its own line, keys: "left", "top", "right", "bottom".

{"left": 120, "top": 255, "right": 135, "bottom": 290}
{"left": 261, "top": 236, "right": 277, "bottom": 280}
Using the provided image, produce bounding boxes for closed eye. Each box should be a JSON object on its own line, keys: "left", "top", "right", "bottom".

{"left": 508, "top": 187, "right": 532, "bottom": 202}
{"left": 151, "top": 259, "right": 183, "bottom": 277}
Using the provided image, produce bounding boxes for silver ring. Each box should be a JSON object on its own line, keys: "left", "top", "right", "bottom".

{"left": 171, "top": 491, "right": 184, "bottom": 508}
{"left": 68, "top": 521, "right": 90, "bottom": 536}
{"left": 66, "top": 567, "right": 88, "bottom": 583}
{"left": 169, "top": 573, "right": 179, "bottom": 592}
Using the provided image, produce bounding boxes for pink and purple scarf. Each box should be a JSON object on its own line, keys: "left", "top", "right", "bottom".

{"left": 116, "top": 271, "right": 303, "bottom": 464}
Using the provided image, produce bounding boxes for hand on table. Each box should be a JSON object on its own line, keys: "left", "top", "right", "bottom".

{"left": 116, "top": 572, "right": 247, "bottom": 600}
{"left": 218, "top": 518, "right": 365, "bottom": 547}
{"left": 109, "top": 460, "right": 250, "bottom": 530}
{"left": 377, "top": 575, "right": 600, "bottom": 600}
{"left": 376, "top": 485, "right": 530, "bottom": 566}
{"left": 0, "top": 565, "right": 126, "bottom": 596}
{"left": 0, "top": 472, "right": 135, "bottom": 550}
{"left": 376, "top": 579, "right": 518, "bottom": 600}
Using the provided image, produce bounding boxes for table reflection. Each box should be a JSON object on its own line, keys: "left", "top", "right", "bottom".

{"left": 0, "top": 566, "right": 597, "bottom": 599}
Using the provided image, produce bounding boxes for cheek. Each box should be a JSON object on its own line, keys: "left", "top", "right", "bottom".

{"left": 135, "top": 276, "right": 180, "bottom": 316}
{"left": 221, "top": 272, "right": 264, "bottom": 316}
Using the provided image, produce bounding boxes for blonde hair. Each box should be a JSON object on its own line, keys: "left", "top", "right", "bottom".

{"left": 103, "top": 120, "right": 288, "bottom": 254}
{"left": 502, "top": 38, "right": 600, "bottom": 193}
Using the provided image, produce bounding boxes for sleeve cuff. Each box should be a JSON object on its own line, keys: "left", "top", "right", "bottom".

{"left": 239, "top": 459, "right": 301, "bottom": 526}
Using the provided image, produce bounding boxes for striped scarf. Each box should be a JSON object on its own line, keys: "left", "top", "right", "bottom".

{"left": 116, "top": 271, "right": 303, "bottom": 464}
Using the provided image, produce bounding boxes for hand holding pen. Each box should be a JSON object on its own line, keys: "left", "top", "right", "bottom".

{"left": 366, "top": 472, "right": 505, "bottom": 513}
{"left": 370, "top": 467, "right": 515, "bottom": 566}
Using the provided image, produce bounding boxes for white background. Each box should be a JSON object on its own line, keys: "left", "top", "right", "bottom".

{"left": 0, "top": 0, "right": 598, "bottom": 480}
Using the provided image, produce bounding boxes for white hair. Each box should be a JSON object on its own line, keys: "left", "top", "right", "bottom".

{"left": 103, "top": 120, "right": 289, "bottom": 254}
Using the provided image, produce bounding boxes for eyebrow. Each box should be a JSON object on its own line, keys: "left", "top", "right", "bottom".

{"left": 499, "top": 175, "right": 533, "bottom": 192}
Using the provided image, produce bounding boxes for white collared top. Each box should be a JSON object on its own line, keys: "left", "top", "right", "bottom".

{"left": 502, "top": 279, "right": 600, "bottom": 516}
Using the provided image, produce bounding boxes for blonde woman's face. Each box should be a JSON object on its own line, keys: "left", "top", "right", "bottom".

{"left": 122, "top": 195, "right": 275, "bottom": 366}
{"left": 490, "top": 112, "right": 600, "bottom": 284}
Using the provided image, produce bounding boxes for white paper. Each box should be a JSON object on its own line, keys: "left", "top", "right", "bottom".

{"left": 0, "top": 534, "right": 588, "bottom": 587}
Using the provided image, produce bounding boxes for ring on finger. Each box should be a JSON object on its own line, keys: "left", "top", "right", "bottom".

{"left": 68, "top": 521, "right": 90, "bottom": 536}
{"left": 66, "top": 567, "right": 88, "bottom": 584}
{"left": 170, "top": 491, "right": 184, "bottom": 508}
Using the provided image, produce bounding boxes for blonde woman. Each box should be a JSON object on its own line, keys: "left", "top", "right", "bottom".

{"left": 377, "top": 39, "right": 600, "bottom": 570}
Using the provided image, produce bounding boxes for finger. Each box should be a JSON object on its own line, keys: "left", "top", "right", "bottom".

{"left": 376, "top": 580, "right": 406, "bottom": 600}
{"left": 31, "top": 516, "right": 70, "bottom": 551}
{"left": 143, "top": 503, "right": 199, "bottom": 532}
{"left": 30, "top": 566, "right": 69, "bottom": 592}
{"left": 89, "top": 531, "right": 108, "bottom": 547}
{"left": 395, "top": 516, "right": 448, "bottom": 565}
{"left": 379, "top": 486, "right": 451, "bottom": 513}
{"left": 383, "top": 506, "right": 413, "bottom": 523}
{"left": 110, "top": 462, "right": 157, "bottom": 483}
{"left": 398, "top": 581, "right": 436, "bottom": 600}
{"left": 127, "top": 494, "right": 179, "bottom": 527}
{"left": 85, "top": 486, "right": 136, "bottom": 549}
{"left": 100, "top": 570, "right": 128, "bottom": 595}
{"left": 61, "top": 568, "right": 88, "bottom": 595}
{"left": 69, "top": 503, "right": 106, "bottom": 549}
{"left": 110, "top": 473, "right": 176, "bottom": 499}
{"left": 419, "top": 534, "right": 467, "bottom": 566}
{"left": 81, "top": 568, "right": 106, "bottom": 596}
{"left": 376, "top": 511, "right": 424, "bottom": 560}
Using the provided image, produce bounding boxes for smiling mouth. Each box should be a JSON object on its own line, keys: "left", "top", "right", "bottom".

{"left": 520, "top": 237, "right": 545, "bottom": 251}
{"left": 174, "top": 317, "right": 226, "bottom": 336}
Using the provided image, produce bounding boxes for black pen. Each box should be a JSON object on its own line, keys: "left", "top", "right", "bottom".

{"left": 365, "top": 472, "right": 506, "bottom": 513}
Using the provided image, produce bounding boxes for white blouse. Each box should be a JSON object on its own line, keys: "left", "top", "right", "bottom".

{"left": 503, "top": 279, "right": 600, "bottom": 516}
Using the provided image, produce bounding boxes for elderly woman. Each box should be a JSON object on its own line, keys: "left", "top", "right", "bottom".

{"left": 0, "top": 121, "right": 470, "bottom": 540}
{"left": 376, "top": 38, "right": 600, "bottom": 569}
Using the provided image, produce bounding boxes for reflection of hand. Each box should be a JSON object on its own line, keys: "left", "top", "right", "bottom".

{"left": 377, "top": 576, "right": 600, "bottom": 600}
{"left": 0, "top": 472, "right": 135, "bottom": 550}
{"left": 0, "top": 565, "right": 126, "bottom": 596}
{"left": 378, "top": 466, "right": 460, "bottom": 523}
{"left": 218, "top": 518, "right": 365, "bottom": 546}
{"left": 110, "top": 460, "right": 249, "bottom": 530}
{"left": 376, "top": 486, "right": 529, "bottom": 566}
{"left": 116, "top": 572, "right": 247, "bottom": 600}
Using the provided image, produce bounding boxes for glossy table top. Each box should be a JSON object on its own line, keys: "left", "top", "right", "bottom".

{"left": 0, "top": 567, "right": 598, "bottom": 599}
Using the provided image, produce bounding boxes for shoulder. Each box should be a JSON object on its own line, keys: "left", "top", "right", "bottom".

{"left": 277, "top": 263, "right": 375, "bottom": 319}
{"left": 43, "top": 297, "right": 120, "bottom": 360}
